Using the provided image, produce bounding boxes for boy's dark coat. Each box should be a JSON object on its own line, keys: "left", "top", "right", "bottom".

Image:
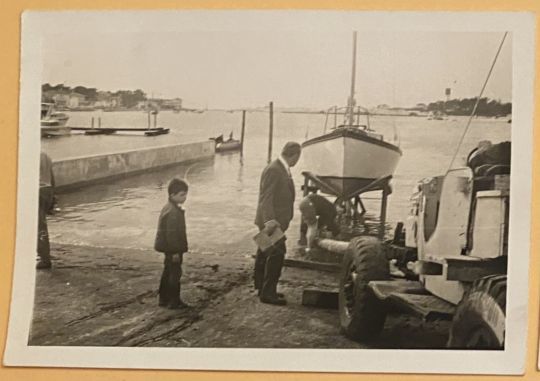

{"left": 154, "top": 200, "right": 188, "bottom": 253}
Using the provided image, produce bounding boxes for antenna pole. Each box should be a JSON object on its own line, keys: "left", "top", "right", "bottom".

{"left": 347, "top": 31, "right": 357, "bottom": 127}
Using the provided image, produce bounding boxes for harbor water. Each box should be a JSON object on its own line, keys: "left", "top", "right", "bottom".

{"left": 44, "top": 111, "right": 511, "bottom": 256}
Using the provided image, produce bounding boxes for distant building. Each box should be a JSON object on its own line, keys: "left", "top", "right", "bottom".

{"left": 67, "top": 93, "right": 86, "bottom": 109}
{"left": 51, "top": 93, "right": 70, "bottom": 108}
{"left": 42, "top": 90, "right": 58, "bottom": 103}
{"left": 135, "top": 101, "right": 147, "bottom": 110}
{"left": 414, "top": 103, "right": 428, "bottom": 111}
{"left": 111, "top": 96, "right": 122, "bottom": 108}
{"left": 162, "top": 98, "right": 183, "bottom": 110}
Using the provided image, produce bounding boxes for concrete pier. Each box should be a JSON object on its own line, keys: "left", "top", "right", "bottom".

{"left": 53, "top": 140, "right": 215, "bottom": 190}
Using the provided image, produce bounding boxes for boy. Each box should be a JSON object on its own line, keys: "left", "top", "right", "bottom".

{"left": 154, "top": 178, "right": 189, "bottom": 309}
{"left": 299, "top": 193, "right": 341, "bottom": 250}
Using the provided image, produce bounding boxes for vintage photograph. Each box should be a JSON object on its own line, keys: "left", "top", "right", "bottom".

{"left": 5, "top": 11, "right": 534, "bottom": 374}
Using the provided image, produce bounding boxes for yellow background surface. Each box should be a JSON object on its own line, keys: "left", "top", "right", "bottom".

{"left": 0, "top": 1, "right": 538, "bottom": 380}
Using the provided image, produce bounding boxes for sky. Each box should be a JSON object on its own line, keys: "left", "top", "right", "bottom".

{"left": 42, "top": 30, "right": 512, "bottom": 109}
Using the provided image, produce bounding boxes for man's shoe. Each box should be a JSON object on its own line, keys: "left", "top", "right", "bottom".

{"left": 36, "top": 260, "right": 52, "bottom": 270}
{"left": 257, "top": 290, "right": 284, "bottom": 298}
{"left": 168, "top": 300, "right": 191, "bottom": 309}
{"left": 260, "top": 296, "right": 287, "bottom": 306}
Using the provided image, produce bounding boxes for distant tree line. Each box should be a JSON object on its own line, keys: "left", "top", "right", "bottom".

{"left": 424, "top": 97, "right": 511, "bottom": 117}
{"left": 42, "top": 83, "right": 148, "bottom": 108}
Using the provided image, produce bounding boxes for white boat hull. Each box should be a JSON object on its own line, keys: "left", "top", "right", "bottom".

{"left": 301, "top": 128, "right": 402, "bottom": 196}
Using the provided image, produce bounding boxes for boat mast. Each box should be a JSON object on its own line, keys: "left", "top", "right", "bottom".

{"left": 347, "top": 31, "right": 357, "bottom": 127}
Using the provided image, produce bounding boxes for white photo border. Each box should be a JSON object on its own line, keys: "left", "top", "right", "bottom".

{"left": 4, "top": 10, "right": 535, "bottom": 375}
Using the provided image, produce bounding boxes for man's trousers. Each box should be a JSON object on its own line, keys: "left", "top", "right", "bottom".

{"left": 253, "top": 238, "right": 286, "bottom": 299}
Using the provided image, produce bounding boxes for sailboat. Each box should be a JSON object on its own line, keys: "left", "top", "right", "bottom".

{"left": 301, "top": 32, "right": 402, "bottom": 197}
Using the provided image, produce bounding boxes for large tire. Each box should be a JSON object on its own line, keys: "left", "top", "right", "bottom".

{"left": 339, "top": 236, "right": 390, "bottom": 341}
{"left": 448, "top": 275, "right": 506, "bottom": 349}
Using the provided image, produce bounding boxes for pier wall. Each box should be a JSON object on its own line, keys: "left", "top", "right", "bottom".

{"left": 53, "top": 140, "right": 215, "bottom": 190}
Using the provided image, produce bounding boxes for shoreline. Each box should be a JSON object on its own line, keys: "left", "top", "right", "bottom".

{"left": 29, "top": 242, "right": 449, "bottom": 349}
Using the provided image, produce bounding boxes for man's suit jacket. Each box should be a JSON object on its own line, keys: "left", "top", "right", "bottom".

{"left": 254, "top": 159, "right": 296, "bottom": 232}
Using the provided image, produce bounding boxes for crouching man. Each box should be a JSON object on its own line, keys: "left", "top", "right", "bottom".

{"left": 299, "top": 193, "right": 341, "bottom": 251}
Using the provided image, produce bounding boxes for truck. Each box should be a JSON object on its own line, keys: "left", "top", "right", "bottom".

{"left": 317, "top": 141, "right": 510, "bottom": 349}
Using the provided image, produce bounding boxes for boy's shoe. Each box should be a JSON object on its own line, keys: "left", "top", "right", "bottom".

{"left": 36, "top": 260, "right": 52, "bottom": 270}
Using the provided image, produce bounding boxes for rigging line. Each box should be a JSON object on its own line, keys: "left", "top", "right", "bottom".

{"left": 446, "top": 31, "right": 508, "bottom": 173}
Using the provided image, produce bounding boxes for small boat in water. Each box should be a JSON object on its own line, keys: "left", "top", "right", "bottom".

{"left": 301, "top": 31, "right": 402, "bottom": 198}
{"left": 427, "top": 111, "right": 447, "bottom": 120}
{"left": 41, "top": 103, "right": 71, "bottom": 137}
{"left": 210, "top": 132, "right": 242, "bottom": 153}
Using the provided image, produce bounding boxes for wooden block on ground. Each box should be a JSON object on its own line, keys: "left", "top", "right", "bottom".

{"left": 302, "top": 289, "right": 339, "bottom": 309}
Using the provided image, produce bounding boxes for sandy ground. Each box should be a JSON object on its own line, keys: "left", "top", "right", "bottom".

{"left": 29, "top": 243, "right": 450, "bottom": 349}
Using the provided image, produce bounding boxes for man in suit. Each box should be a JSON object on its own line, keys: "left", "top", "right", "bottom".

{"left": 254, "top": 141, "right": 302, "bottom": 305}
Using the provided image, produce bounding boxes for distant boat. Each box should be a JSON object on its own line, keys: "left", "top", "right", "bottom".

{"left": 41, "top": 103, "right": 69, "bottom": 126}
{"left": 301, "top": 32, "right": 402, "bottom": 197}
{"left": 427, "top": 111, "right": 447, "bottom": 120}
{"left": 41, "top": 103, "right": 70, "bottom": 137}
{"left": 210, "top": 133, "right": 242, "bottom": 153}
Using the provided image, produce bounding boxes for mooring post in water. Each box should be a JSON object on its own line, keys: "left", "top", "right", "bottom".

{"left": 240, "top": 110, "right": 246, "bottom": 158}
{"left": 98, "top": 117, "right": 101, "bottom": 128}
{"left": 268, "top": 101, "right": 274, "bottom": 164}
{"left": 147, "top": 112, "right": 151, "bottom": 129}
{"left": 153, "top": 112, "right": 157, "bottom": 128}
{"left": 91, "top": 117, "right": 94, "bottom": 129}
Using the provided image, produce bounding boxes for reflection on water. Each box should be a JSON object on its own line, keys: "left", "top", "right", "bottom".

{"left": 46, "top": 112, "right": 511, "bottom": 258}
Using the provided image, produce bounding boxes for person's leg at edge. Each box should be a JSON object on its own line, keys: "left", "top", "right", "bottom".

{"left": 36, "top": 189, "right": 52, "bottom": 269}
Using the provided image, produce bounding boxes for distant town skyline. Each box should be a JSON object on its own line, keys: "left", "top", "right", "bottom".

{"left": 42, "top": 20, "right": 512, "bottom": 110}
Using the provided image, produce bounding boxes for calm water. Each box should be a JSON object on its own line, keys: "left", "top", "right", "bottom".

{"left": 45, "top": 111, "right": 511, "bottom": 255}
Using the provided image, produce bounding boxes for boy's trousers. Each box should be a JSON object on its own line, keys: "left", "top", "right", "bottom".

{"left": 159, "top": 252, "right": 183, "bottom": 305}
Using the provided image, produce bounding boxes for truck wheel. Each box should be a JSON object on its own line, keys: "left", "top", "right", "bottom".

{"left": 448, "top": 275, "right": 506, "bottom": 349}
{"left": 339, "top": 237, "right": 390, "bottom": 341}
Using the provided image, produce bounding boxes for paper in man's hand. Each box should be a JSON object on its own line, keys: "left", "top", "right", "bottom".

{"left": 253, "top": 227, "right": 284, "bottom": 252}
